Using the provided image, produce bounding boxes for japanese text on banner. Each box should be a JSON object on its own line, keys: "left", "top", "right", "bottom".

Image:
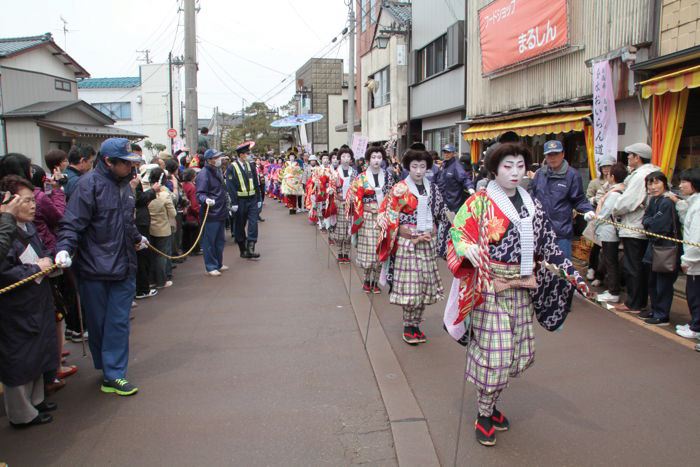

{"left": 592, "top": 60, "right": 618, "bottom": 174}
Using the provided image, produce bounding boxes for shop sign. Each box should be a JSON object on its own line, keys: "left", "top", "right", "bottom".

{"left": 592, "top": 60, "right": 618, "bottom": 173}
{"left": 479, "top": 0, "right": 569, "bottom": 76}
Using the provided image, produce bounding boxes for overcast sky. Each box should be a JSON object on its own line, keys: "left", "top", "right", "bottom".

{"left": 0, "top": 0, "right": 351, "bottom": 118}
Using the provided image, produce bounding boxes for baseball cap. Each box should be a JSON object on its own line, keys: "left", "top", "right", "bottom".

{"left": 202, "top": 149, "right": 223, "bottom": 160}
{"left": 441, "top": 144, "right": 457, "bottom": 153}
{"left": 543, "top": 140, "right": 564, "bottom": 155}
{"left": 624, "top": 142, "right": 652, "bottom": 160}
{"left": 100, "top": 138, "right": 142, "bottom": 162}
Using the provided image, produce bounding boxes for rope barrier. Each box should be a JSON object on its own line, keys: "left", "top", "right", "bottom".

{"left": 0, "top": 205, "right": 211, "bottom": 296}
{"left": 576, "top": 210, "right": 700, "bottom": 248}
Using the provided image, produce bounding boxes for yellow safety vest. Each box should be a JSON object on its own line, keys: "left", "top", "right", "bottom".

{"left": 233, "top": 161, "right": 255, "bottom": 197}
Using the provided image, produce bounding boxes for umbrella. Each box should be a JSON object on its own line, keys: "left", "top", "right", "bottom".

{"left": 236, "top": 140, "right": 256, "bottom": 151}
{"left": 270, "top": 114, "right": 324, "bottom": 128}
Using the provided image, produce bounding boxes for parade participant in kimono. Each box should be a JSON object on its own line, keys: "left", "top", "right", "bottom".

{"left": 280, "top": 154, "right": 305, "bottom": 214}
{"left": 306, "top": 155, "right": 335, "bottom": 229}
{"left": 377, "top": 143, "right": 450, "bottom": 345}
{"left": 330, "top": 147, "right": 356, "bottom": 263}
{"left": 347, "top": 143, "right": 395, "bottom": 293}
{"left": 442, "top": 142, "right": 590, "bottom": 447}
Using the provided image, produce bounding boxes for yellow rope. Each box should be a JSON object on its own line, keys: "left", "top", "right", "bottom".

{"left": 148, "top": 204, "right": 211, "bottom": 259}
{"left": 0, "top": 205, "right": 211, "bottom": 296}
{"left": 576, "top": 210, "right": 700, "bottom": 248}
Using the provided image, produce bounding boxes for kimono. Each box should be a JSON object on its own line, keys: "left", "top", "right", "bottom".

{"left": 329, "top": 165, "right": 356, "bottom": 257}
{"left": 377, "top": 178, "right": 450, "bottom": 327}
{"left": 280, "top": 161, "right": 304, "bottom": 209}
{"left": 443, "top": 182, "right": 587, "bottom": 417}
{"left": 305, "top": 166, "right": 336, "bottom": 229}
{"left": 347, "top": 168, "right": 395, "bottom": 285}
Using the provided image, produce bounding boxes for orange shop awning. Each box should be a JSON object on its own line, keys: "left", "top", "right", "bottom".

{"left": 640, "top": 64, "right": 700, "bottom": 99}
{"left": 462, "top": 111, "right": 591, "bottom": 141}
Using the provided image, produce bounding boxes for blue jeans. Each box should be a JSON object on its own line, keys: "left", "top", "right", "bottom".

{"left": 556, "top": 238, "right": 572, "bottom": 260}
{"left": 202, "top": 220, "right": 225, "bottom": 272}
{"left": 78, "top": 278, "right": 135, "bottom": 381}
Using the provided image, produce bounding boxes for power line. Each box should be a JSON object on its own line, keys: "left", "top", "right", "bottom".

{"left": 198, "top": 50, "right": 247, "bottom": 102}
{"left": 198, "top": 46, "right": 259, "bottom": 101}
{"left": 197, "top": 36, "right": 287, "bottom": 75}
{"left": 286, "top": 0, "right": 323, "bottom": 42}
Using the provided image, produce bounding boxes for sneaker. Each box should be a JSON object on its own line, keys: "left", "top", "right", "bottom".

{"left": 207, "top": 270, "right": 222, "bottom": 277}
{"left": 591, "top": 279, "right": 602, "bottom": 287}
{"left": 10, "top": 412, "right": 53, "bottom": 429}
{"left": 372, "top": 283, "right": 381, "bottom": 294}
{"left": 402, "top": 327, "right": 419, "bottom": 345}
{"left": 695, "top": 343, "right": 700, "bottom": 352}
{"left": 135, "top": 288, "right": 158, "bottom": 299}
{"left": 644, "top": 317, "right": 670, "bottom": 326}
{"left": 157, "top": 280, "right": 173, "bottom": 289}
{"left": 596, "top": 291, "right": 620, "bottom": 303}
{"left": 676, "top": 327, "right": 700, "bottom": 339}
{"left": 491, "top": 407, "right": 510, "bottom": 431}
{"left": 101, "top": 378, "right": 138, "bottom": 396}
{"left": 70, "top": 331, "right": 88, "bottom": 343}
{"left": 362, "top": 281, "right": 371, "bottom": 293}
{"left": 586, "top": 268, "right": 595, "bottom": 281}
{"left": 219, "top": 265, "right": 229, "bottom": 272}
{"left": 474, "top": 415, "right": 496, "bottom": 446}
{"left": 676, "top": 323, "right": 690, "bottom": 331}
{"left": 414, "top": 327, "right": 426, "bottom": 344}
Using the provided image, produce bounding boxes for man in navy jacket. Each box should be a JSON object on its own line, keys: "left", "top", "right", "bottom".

{"left": 55, "top": 138, "right": 146, "bottom": 397}
{"left": 196, "top": 149, "right": 229, "bottom": 276}
{"left": 435, "top": 144, "right": 474, "bottom": 214}
{"left": 528, "top": 140, "right": 593, "bottom": 258}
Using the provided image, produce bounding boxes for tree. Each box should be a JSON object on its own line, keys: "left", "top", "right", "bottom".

{"left": 222, "top": 102, "right": 281, "bottom": 154}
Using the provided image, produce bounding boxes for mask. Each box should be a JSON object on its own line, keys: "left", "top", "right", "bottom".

{"left": 214, "top": 158, "right": 222, "bottom": 168}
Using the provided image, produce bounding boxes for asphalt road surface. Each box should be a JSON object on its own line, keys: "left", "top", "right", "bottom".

{"left": 1, "top": 200, "right": 698, "bottom": 466}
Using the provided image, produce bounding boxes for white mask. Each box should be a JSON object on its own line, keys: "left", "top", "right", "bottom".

{"left": 214, "top": 158, "right": 222, "bottom": 167}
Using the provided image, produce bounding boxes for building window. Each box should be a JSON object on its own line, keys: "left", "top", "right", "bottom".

{"left": 94, "top": 102, "right": 132, "bottom": 120}
{"left": 417, "top": 34, "right": 447, "bottom": 81}
{"left": 370, "top": 0, "right": 378, "bottom": 24}
{"left": 361, "top": 0, "right": 367, "bottom": 32}
{"left": 343, "top": 99, "right": 348, "bottom": 123}
{"left": 370, "top": 67, "right": 390, "bottom": 109}
{"left": 423, "top": 126, "right": 458, "bottom": 153}
{"left": 55, "top": 79, "right": 71, "bottom": 92}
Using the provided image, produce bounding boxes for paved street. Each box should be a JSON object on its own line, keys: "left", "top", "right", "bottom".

{"left": 2, "top": 201, "right": 699, "bottom": 466}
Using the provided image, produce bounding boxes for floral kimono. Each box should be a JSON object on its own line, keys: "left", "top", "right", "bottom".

{"left": 280, "top": 161, "right": 304, "bottom": 209}
{"left": 347, "top": 169, "right": 395, "bottom": 287}
{"left": 443, "top": 182, "right": 587, "bottom": 417}
{"left": 377, "top": 177, "right": 450, "bottom": 328}
{"left": 329, "top": 165, "right": 356, "bottom": 258}
{"left": 305, "top": 166, "right": 336, "bottom": 228}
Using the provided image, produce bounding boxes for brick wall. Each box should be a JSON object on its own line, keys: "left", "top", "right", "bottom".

{"left": 660, "top": 0, "right": 700, "bottom": 55}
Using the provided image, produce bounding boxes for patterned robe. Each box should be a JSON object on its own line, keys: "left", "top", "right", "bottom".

{"left": 330, "top": 166, "right": 356, "bottom": 248}
{"left": 305, "top": 166, "right": 336, "bottom": 224}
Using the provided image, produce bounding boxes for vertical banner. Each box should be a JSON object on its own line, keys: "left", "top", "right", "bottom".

{"left": 592, "top": 60, "right": 618, "bottom": 173}
{"left": 351, "top": 133, "right": 369, "bottom": 160}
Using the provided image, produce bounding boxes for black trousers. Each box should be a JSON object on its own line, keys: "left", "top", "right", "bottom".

{"left": 687, "top": 275, "right": 700, "bottom": 332}
{"left": 589, "top": 243, "right": 601, "bottom": 273}
{"left": 621, "top": 238, "right": 649, "bottom": 310}
{"left": 601, "top": 241, "right": 621, "bottom": 295}
{"left": 233, "top": 197, "right": 259, "bottom": 243}
{"left": 182, "top": 222, "right": 201, "bottom": 254}
{"left": 62, "top": 268, "right": 85, "bottom": 333}
{"left": 648, "top": 269, "right": 679, "bottom": 321}
{"left": 136, "top": 226, "right": 151, "bottom": 294}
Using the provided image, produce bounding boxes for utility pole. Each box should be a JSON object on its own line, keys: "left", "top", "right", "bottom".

{"left": 184, "top": 0, "right": 199, "bottom": 152}
{"left": 168, "top": 52, "right": 174, "bottom": 152}
{"left": 347, "top": 0, "right": 355, "bottom": 146}
{"left": 136, "top": 49, "right": 152, "bottom": 64}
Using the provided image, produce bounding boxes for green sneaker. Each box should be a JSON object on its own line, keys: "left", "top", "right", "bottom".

{"left": 101, "top": 378, "right": 138, "bottom": 396}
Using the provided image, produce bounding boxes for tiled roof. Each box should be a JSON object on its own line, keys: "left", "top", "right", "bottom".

{"left": 78, "top": 77, "right": 141, "bottom": 89}
{"left": 0, "top": 33, "right": 52, "bottom": 57}
{"left": 384, "top": 1, "right": 412, "bottom": 25}
{"left": 2, "top": 100, "right": 79, "bottom": 118}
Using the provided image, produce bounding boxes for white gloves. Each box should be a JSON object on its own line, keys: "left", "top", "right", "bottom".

{"left": 205, "top": 198, "right": 216, "bottom": 207}
{"left": 55, "top": 251, "right": 72, "bottom": 268}
{"left": 136, "top": 236, "right": 149, "bottom": 251}
{"left": 468, "top": 188, "right": 475, "bottom": 195}
{"left": 583, "top": 211, "right": 596, "bottom": 222}
{"left": 231, "top": 205, "right": 239, "bottom": 213}
{"left": 464, "top": 244, "right": 480, "bottom": 266}
{"left": 257, "top": 201, "right": 262, "bottom": 209}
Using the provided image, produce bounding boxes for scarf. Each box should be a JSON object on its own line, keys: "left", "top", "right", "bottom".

{"left": 338, "top": 166, "right": 354, "bottom": 199}
{"left": 404, "top": 177, "right": 434, "bottom": 232}
{"left": 367, "top": 169, "right": 385, "bottom": 206}
{"left": 486, "top": 182, "right": 535, "bottom": 277}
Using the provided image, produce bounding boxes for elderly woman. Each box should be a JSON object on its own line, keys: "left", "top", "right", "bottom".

{"left": 444, "top": 142, "right": 589, "bottom": 447}
{"left": 0, "top": 175, "right": 58, "bottom": 427}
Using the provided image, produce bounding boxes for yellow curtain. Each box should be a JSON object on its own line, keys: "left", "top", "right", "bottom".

{"left": 583, "top": 124, "right": 596, "bottom": 177}
{"left": 652, "top": 89, "right": 689, "bottom": 177}
{"left": 470, "top": 140, "right": 480, "bottom": 164}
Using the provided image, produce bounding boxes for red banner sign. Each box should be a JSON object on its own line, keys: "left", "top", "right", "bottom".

{"left": 479, "top": 0, "right": 569, "bottom": 76}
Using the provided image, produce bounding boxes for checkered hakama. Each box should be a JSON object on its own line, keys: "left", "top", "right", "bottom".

{"left": 389, "top": 237, "right": 443, "bottom": 308}
{"left": 465, "top": 278, "right": 535, "bottom": 413}
{"left": 356, "top": 208, "right": 380, "bottom": 271}
{"left": 331, "top": 200, "right": 351, "bottom": 254}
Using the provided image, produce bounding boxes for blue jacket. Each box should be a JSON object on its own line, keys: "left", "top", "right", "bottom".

{"left": 62, "top": 166, "right": 82, "bottom": 200}
{"left": 435, "top": 157, "right": 474, "bottom": 212}
{"left": 195, "top": 164, "right": 228, "bottom": 221}
{"left": 226, "top": 160, "right": 262, "bottom": 206}
{"left": 529, "top": 161, "right": 593, "bottom": 239}
{"left": 56, "top": 160, "right": 142, "bottom": 281}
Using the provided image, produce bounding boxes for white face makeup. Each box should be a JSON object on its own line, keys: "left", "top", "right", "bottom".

{"left": 494, "top": 154, "right": 526, "bottom": 194}
{"left": 409, "top": 160, "right": 427, "bottom": 184}
{"left": 321, "top": 156, "right": 330, "bottom": 167}
{"left": 369, "top": 152, "right": 383, "bottom": 171}
{"left": 340, "top": 153, "right": 352, "bottom": 166}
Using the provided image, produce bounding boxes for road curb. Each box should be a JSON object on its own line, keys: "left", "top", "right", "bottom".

{"left": 313, "top": 232, "right": 440, "bottom": 467}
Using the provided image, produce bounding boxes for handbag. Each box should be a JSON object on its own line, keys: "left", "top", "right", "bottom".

{"left": 651, "top": 206, "right": 679, "bottom": 273}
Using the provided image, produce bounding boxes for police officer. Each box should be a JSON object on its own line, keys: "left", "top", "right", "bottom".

{"left": 226, "top": 143, "right": 262, "bottom": 259}
{"left": 435, "top": 144, "right": 474, "bottom": 216}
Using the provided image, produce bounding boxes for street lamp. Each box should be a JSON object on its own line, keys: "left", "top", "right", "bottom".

{"left": 375, "top": 35, "right": 390, "bottom": 49}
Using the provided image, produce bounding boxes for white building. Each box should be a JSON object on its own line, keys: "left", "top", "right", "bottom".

{"left": 78, "top": 63, "right": 182, "bottom": 152}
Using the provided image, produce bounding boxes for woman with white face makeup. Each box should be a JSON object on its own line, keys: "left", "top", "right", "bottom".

{"left": 443, "top": 142, "right": 590, "bottom": 447}
{"left": 377, "top": 143, "right": 450, "bottom": 345}
{"left": 329, "top": 147, "right": 356, "bottom": 263}
{"left": 347, "top": 143, "right": 396, "bottom": 293}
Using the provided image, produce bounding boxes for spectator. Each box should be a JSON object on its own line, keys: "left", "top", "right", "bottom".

{"left": 131, "top": 145, "right": 158, "bottom": 300}
{"left": 0, "top": 175, "right": 58, "bottom": 427}
{"left": 586, "top": 160, "right": 614, "bottom": 281}
{"left": 147, "top": 167, "right": 176, "bottom": 289}
{"left": 181, "top": 168, "right": 201, "bottom": 255}
{"left": 0, "top": 192, "right": 22, "bottom": 260}
{"left": 529, "top": 140, "right": 593, "bottom": 258}
{"left": 594, "top": 163, "right": 628, "bottom": 303}
{"left": 612, "top": 143, "right": 660, "bottom": 314}
{"left": 0, "top": 153, "right": 32, "bottom": 180}
{"left": 435, "top": 144, "right": 474, "bottom": 215}
{"left": 55, "top": 138, "right": 147, "bottom": 396}
{"left": 198, "top": 127, "right": 210, "bottom": 153}
{"left": 195, "top": 149, "right": 228, "bottom": 276}
{"left": 164, "top": 158, "right": 184, "bottom": 261}
{"left": 64, "top": 146, "right": 96, "bottom": 200}
{"left": 670, "top": 168, "right": 700, "bottom": 340}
